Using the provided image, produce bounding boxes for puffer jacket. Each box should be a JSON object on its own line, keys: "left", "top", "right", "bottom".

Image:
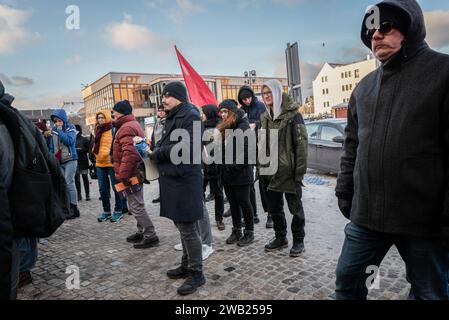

{"left": 336, "top": 0, "right": 449, "bottom": 237}
{"left": 258, "top": 80, "right": 308, "bottom": 194}
{"left": 93, "top": 110, "right": 114, "bottom": 168}
{"left": 112, "top": 114, "right": 145, "bottom": 182}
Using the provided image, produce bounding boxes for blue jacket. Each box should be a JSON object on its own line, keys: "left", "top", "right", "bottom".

{"left": 48, "top": 109, "right": 78, "bottom": 161}
{"left": 238, "top": 86, "right": 267, "bottom": 130}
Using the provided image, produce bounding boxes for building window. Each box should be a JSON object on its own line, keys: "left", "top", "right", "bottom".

{"left": 342, "top": 85, "right": 345, "bottom": 92}
{"left": 355, "top": 69, "right": 360, "bottom": 78}
{"left": 348, "top": 71, "right": 352, "bottom": 77}
{"left": 341, "top": 72, "right": 344, "bottom": 79}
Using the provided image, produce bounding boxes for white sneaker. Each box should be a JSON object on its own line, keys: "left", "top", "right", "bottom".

{"left": 174, "top": 243, "right": 183, "bottom": 251}
{"left": 202, "top": 245, "right": 214, "bottom": 261}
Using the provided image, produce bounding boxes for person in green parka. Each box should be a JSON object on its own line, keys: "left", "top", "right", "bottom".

{"left": 257, "top": 79, "right": 308, "bottom": 257}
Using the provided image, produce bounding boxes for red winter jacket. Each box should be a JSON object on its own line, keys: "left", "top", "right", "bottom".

{"left": 112, "top": 114, "right": 145, "bottom": 182}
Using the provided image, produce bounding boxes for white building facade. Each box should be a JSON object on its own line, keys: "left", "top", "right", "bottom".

{"left": 312, "top": 56, "right": 378, "bottom": 116}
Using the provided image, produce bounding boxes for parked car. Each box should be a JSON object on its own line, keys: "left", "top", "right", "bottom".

{"left": 306, "top": 119, "right": 347, "bottom": 174}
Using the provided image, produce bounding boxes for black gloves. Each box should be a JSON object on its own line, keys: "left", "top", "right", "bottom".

{"left": 338, "top": 198, "right": 352, "bottom": 220}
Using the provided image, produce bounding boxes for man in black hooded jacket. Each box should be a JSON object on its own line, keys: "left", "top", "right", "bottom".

{"left": 238, "top": 86, "right": 270, "bottom": 227}
{"left": 335, "top": 0, "right": 449, "bottom": 300}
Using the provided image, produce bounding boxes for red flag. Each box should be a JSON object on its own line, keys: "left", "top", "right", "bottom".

{"left": 175, "top": 46, "right": 218, "bottom": 107}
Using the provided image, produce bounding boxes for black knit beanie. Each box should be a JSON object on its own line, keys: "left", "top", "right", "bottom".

{"left": 162, "top": 81, "right": 189, "bottom": 103}
{"left": 113, "top": 100, "right": 133, "bottom": 116}
{"left": 219, "top": 99, "right": 239, "bottom": 115}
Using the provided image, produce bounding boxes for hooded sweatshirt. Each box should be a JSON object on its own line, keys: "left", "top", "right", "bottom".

{"left": 336, "top": 0, "right": 449, "bottom": 237}
{"left": 259, "top": 80, "right": 308, "bottom": 194}
{"left": 49, "top": 109, "right": 78, "bottom": 162}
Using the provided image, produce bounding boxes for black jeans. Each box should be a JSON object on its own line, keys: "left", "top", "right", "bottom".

{"left": 263, "top": 180, "right": 305, "bottom": 240}
{"left": 75, "top": 170, "right": 90, "bottom": 198}
{"left": 258, "top": 179, "right": 269, "bottom": 214}
{"left": 250, "top": 183, "right": 258, "bottom": 218}
{"left": 175, "top": 221, "right": 203, "bottom": 273}
{"left": 209, "top": 178, "right": 224, "bottom": 222}
{"left": 224, "top": 185, "right": 254, "bottom": 231}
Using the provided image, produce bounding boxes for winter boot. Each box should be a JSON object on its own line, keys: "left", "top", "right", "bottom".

{"left": 126, "top": 232, "right": 143, "bottom": 243}
{"left": 226, "top": 228, "right": 243, "bottom": 245}
{"left": 133, "top": 236, "right": 160, "bottom": 249}
{"left": 266, "top": 214, "right": 274, "bottom": 229}
{"left": 67, "top": 204, "right": 80, "bottom": 220}
{"left": 265, "top": 237, "right": 288, "bottom": 252}
{"left": 167, "top": 266, "right": 189, "bottom": 279}
{"left": 177, "top": 271, "right": 206, "bottom": 296}
{"left": 237, "top": 230, "right": 254, "bottom": 247}
{"left": 290, "top": 239, "right": 305, "bottom": 257}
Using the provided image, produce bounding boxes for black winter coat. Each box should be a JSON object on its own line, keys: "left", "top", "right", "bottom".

{"left": 238, "top": 86, "right": 266, "bottom": 130}
{"left": 0, "top": 116, "right": 14, "bottom": 300}
{"left": 76, "top": 134, "right": 90, "bottom": 171}
{"left": 153, "top": 103, "right": 204, "bottom": 223}
{"left": 220, "top": 111, "right": 255, "bottom": 187}
{"left": 336, "top": 0, "right": 449, "bottom": 238}
{"left": 202, "top": 104, "right": 221, "bottom": 180}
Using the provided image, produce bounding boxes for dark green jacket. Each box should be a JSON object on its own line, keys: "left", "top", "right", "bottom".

{"left": 259, "top": 93, "right": 308, "bottom": 194}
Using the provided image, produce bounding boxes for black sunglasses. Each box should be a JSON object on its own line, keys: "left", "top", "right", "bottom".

{"left": 366, "top": 21, "right": 395, "bottom": 40}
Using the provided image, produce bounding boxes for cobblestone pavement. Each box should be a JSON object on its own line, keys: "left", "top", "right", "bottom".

{"left": 18, "top": 173, "right": 410, "bottom": 300}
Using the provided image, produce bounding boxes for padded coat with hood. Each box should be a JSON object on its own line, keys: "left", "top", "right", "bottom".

{"left": 49, "top": 109, "right": 78, "bottom": 162}
{"left": 93, "top": 110, "right": 114, "bottom": 168}
{"left": 336, "top": 0, "right": 449, "bottom": 238}
{"left": 258, "top": 80, "right": 308, "bottom": 194}
{"left": 238, "top": 86, "right": 267, "bottom": 130}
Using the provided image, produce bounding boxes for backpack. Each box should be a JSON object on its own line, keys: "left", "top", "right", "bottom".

{"left": 0, "top": 95, "right": 70, "bottom": 238}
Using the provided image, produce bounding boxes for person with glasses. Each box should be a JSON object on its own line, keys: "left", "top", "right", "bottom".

{"left": 335, "top": 0, "right": 449, "bottom": 300}
{"left": 258, "top": 80, "right": 308, "bottom": 258}
{"left": 92, "top": 110, "right": 127, "bottom": 223}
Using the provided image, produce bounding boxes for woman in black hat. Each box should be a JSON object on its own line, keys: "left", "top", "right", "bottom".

{"left": 217, "top": 100, "right": 255, "bottom": 247}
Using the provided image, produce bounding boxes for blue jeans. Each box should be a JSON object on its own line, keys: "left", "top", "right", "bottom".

{"left": 18, "top": 238, "right": 38, "bottom": 273}
{"left": 60, "top": 160, "right": 78, "bottom": 205}
{"left": 96, "top": 167, "right": 127, "bottom": 213}
{"left": 336, "top": 222, "right": 449, "bottom": 300}
{"left": 10, "top": 240, "right": 20, "bottom": 299}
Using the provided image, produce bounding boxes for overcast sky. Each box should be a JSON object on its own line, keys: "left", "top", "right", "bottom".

{"left": 1, "top": 0, "right": 449, "bottom": 109}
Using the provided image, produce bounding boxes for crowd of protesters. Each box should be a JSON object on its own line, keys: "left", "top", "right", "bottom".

{"left": 2, "top": 0, "right": 449, "bottom": 301}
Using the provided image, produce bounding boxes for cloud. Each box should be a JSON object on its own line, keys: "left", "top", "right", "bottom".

{"left": 339, "top": 46, "right": 371, "bottom": 63}
{"left": 273, "top": 54, "right": 322, "bottom": 100}
{"left": 105, "top": 14, "right": 171, "bottom": 52}
{"left": 12, "top": 89, "right": 83, "bottom": 110}
{"left": 0, "top": 4, "right": 40, "bottom": 54}
{"left": 424, "top": 10, "right": 449, "bottom": 49}
{"left": 65, "top": 55, "right": 82, "bottom": 65}
{"left": 146, "top": 0, "right": 204, "bottom": 24}
{"left": 0, "top": 73, "right": 34, "bottom": 87}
